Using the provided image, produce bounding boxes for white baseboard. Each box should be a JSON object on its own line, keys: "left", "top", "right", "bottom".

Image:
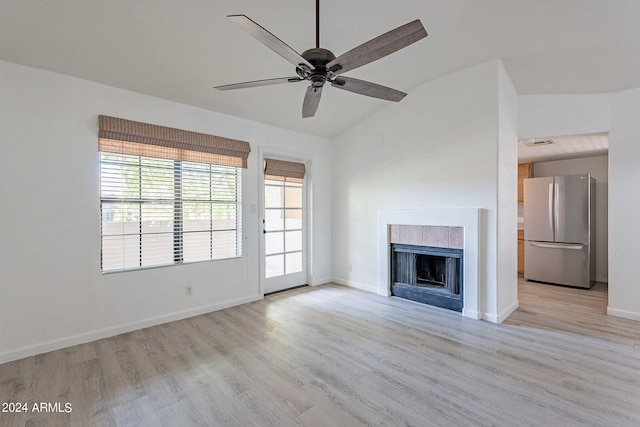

{"left": 462, "top": 308, "right": 481, "bottom": 320}
{"left": 332, "top": 277, "right": 377, "bottom": 293}
{"left": 607, "top": 306, "right": 640, "bottom": 322}
{"left": 497, "top": 300, "right": 519, "bottom": 323}
{"left": 310, "top": 276, "right": 333, "bottom": 286}
{"left": 0, "top": 294, "right": 262, "bottom": 365}
{"left": 483, "top": 313, "right": 497, "bottom": 323}
{"left": 481, "top": 300, "right": 519, "bottom": 324}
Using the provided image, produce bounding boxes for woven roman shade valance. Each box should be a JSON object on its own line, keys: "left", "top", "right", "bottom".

{"left": 98, "top": 115, "right": 251, "bottom": 168}
{"left": 264, "top": 158, "right": 306, "bottom": 183}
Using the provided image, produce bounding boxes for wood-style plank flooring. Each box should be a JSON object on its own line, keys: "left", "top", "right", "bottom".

{"left": 1, "top": 280, "right": 640, "bottom": 426}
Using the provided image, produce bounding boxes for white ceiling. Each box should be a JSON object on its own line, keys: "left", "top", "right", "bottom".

{"left": 518, "top": 132, "right": 609, "bottom": 163}
{"left": 1, "top": 0, "right": 639, "bottom": 139}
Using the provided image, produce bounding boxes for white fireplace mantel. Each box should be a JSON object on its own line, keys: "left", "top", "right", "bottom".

{"left": 378, "top": 208, "right": 482, "bottom": 319}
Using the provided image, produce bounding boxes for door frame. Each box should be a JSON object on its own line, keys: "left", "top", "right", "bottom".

{"left": 258, "top": 147, "right": 313, "bottom": 296}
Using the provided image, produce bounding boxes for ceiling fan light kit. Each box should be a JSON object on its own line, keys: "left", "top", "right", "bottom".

{"left": 214, "top": 0, "right": 428, "bottom": 118}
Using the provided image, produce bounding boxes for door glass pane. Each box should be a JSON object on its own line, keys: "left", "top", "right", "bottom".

{"left": 284, "top": 186, "right": 302, "bottom": 208}
{"left": 285, "top": 209, "right": 302, "bottom": 230}
{"left": 265, "top": 209, "right": 284, "bottom": 231}
{"left": 266, "top": 254, "right": 284, "bottom": 278}
{"left": 265, "top": 232, "right": 284, "bottom": 255}
{"left": 286, "top": 252, "right": 302, "bottom": 274}
{"left": 285, "top": 231, "right": 302, "bottom": 252}
{"left": 265, "top": 186, "right": 282, "bottom": 208}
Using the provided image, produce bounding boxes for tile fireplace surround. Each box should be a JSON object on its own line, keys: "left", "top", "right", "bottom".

{"left": 378, "top": 209, "right": 481, "bottom": 319}
{"left": 389, "top": 225, "right": 464, "bottom": 249}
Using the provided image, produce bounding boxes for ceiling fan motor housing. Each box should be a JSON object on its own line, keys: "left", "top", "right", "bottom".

{"left": 298, "top": 48, "right": 337, "bottom": 87}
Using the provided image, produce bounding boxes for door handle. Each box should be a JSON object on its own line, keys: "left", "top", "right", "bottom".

{"left": 554, "top": 182, "right": 560, "bottom": 237}
{"left": 548, "top": 183, "right": 554, "bottom": 238}
{"left": 530, "top": 242, "right": 583, "bottom": 250}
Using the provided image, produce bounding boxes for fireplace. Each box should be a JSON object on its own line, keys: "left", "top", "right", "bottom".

{"left": 380, "top": 213, "right": 479, "bottom": 319}
{"left": 390, "top": 244, "right": 463, "bottom": 312}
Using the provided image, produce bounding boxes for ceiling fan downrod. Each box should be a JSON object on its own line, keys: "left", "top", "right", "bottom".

{"left": 316, "top": 0, "right": 320, "bottom": 49}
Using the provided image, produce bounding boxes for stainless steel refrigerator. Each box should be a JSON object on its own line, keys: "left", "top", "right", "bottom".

{"left": 523, "top": 174, "right": 595, "bottom": 288}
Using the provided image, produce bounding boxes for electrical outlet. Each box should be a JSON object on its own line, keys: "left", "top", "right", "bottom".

{"left": 185, "top": 286, "right": 193, "bottom": 296}
{"left": 349, "top": 263, "right": 353, "bottom": 272}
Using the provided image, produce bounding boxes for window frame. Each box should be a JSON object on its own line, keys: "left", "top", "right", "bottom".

{"left": 99, "top": 152, "right": 243, "bottom": 273}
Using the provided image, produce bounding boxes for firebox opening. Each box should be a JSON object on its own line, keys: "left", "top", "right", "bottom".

{"left": 416, "top": 254, "right": 446, "bottom": 287}
{"left": 391, "top": 244, "right": 463, "bottom": 312}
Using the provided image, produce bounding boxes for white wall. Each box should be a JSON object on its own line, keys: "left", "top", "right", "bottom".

{"left": 496, "top": 61, "right": 519, "bottom": 321}
{"left": 331, "top": 60, "right": 518, "bottom": 321}
{"left": 0, "top": 59, "right": 332, "bottom": 363}
{"left": 533, "top": 155, "right": 608, "bottom": 282}
{"left": 608, "top": 87, "right": 640, "bottom": 321}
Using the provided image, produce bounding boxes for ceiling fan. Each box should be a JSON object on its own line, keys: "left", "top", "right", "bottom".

{"left": 214, "top": 0, "right": 428, "bottom": 118}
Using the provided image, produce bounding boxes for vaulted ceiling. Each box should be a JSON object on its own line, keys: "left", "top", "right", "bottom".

{"left": 1, "top": 0, "right": 639, "bottom": 138}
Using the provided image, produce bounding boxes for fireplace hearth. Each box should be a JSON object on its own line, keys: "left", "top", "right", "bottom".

{"left": 391, "top": 244, "right": 463, "bottom": 312}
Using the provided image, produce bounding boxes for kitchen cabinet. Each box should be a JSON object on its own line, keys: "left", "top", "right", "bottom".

{"left": 517, "top": 163, "right": 532, "bottom": 274}
{"left": 517, "top": 229, "right": 525, "bottom": 274}
{"left": 518, "top": 163, "right": 532, "bottom": 202}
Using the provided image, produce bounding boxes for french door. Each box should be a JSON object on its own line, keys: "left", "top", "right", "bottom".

{"left": 263, "top": 165, "right": 307, "bottom": 294}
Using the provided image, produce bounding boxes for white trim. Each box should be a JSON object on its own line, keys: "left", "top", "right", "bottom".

{"left": 310, "top": 276, "right": 333, "bottom": 286}
{"left": 0, "top": 294, "right": 261, "bottom": 365}
{"left": 607, "top": 306, "right": 640, "bottom": 322}
{"left": 332, "top": 277, "right": 378, "bottom": 293}
{"left": 486, "top": 299, "right": 519, "bottom": 323}
{"left": 462, "top": 308, "right": 482, "bottom": 320}
{"left": 378, "top": 208, "right": 482, "bottom": 319}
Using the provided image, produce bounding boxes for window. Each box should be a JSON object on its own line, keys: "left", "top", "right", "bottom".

{"left": 98, "top": 115, "right": 250, "bottom": 272}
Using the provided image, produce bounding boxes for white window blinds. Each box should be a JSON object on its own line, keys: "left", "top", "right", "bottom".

{"left": 99, "top": 116, "right": 248, "bottom": 272}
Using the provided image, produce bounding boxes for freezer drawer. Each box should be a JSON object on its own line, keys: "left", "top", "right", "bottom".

{"left": 524, "top": 241, "right": 592, "bottom": 288}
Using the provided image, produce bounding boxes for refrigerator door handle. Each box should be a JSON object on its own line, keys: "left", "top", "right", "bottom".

{"left": 530, "top": 242, "right": 584, "bottom": 250}
{"left": 554, "top": 182, "right": 560, "bottom": 238}
{"left": 548, "top": 183, "right": 554, "bottom": 238}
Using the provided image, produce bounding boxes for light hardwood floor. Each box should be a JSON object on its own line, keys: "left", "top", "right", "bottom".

{"left": 1, "top": 280, "right": 639, "bottom": 426}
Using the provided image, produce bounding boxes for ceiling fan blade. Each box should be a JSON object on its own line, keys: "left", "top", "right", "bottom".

{"left": 215, "top": 77, "right": 302, "bottom": 91}
{"left": 331, "top": 76, "right": 406, "bottom": 102}
{"left": 327, "top": 19, "right": 427, "bottom": 75}
{"left": 302, "top": 86, "right": 323, "bottom": 118}
{"left": 228, "top": 15, "right": 315, "bottom": 70}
